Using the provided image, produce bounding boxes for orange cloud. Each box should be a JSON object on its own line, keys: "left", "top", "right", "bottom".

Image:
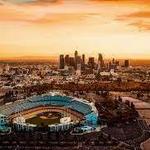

{"left": 0, "top": 5, "right": 91, "bottom": 25}
{"left": 117, "top": 11, "right": 150, "bottom": 30}
{"left": 124, "top": 11, "right": 150, "bottom": 18}
{"left": 129, "top": 21, "right": 150, "bottom": 31}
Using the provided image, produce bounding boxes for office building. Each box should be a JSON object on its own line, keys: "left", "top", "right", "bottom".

{"left": 124, "top": 60, "right": 129, "bottom": 68}
{"left": 69, "top": 57, "right": 75, "bottom": 67}
{"left": 59, "top": 55, "right": 65, "bottom": 69}
{"left": 65, "top": 55, "right": 70, "bottom": 66}
{"left": 88, "top": 57, "right": 95, "bottom": 69}
{"left": 98, "top": 53, "right": 104, "bottom": 72}
{"left": 74, "top": 50, "right": 78, "bottom": 70}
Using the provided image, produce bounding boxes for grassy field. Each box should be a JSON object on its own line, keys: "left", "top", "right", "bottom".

{"left": 26, "top": 112, "right": 62, "bottom": 126}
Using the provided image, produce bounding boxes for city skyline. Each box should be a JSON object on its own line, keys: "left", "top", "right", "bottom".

{"left": 0, "top": 0, "right": 150, "bottom": 59}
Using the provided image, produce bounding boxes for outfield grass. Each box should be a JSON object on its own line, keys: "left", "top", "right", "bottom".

{"left": 26, "top": 112, "right": 62, "bottom": 126}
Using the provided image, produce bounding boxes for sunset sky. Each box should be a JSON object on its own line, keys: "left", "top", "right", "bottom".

{"left": 0, "top": 0, "right": 150, "bottom": 59}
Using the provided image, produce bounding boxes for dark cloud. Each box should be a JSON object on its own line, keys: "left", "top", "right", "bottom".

{"left": 129, "top": 21, "right": 150, "bottom": 31}
{"left": 125, "top": 11, "right": 150, "bottom": 18}
{"left": 117, "top": 11, "right": 150, "bottom": 31}
{"left": 1, "top": 0, "right": 62, "bottom": 4}
{"left": 30, "top": 0, "right": 62, "bottom": 4}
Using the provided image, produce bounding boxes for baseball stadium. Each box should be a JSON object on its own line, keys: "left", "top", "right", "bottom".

{"left": 0, "top": 92, "right": 98, "bottom": 134}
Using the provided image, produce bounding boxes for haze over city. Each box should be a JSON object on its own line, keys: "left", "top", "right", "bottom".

{"left": 0, "top": 0, "right": 150, "bottom": 60}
